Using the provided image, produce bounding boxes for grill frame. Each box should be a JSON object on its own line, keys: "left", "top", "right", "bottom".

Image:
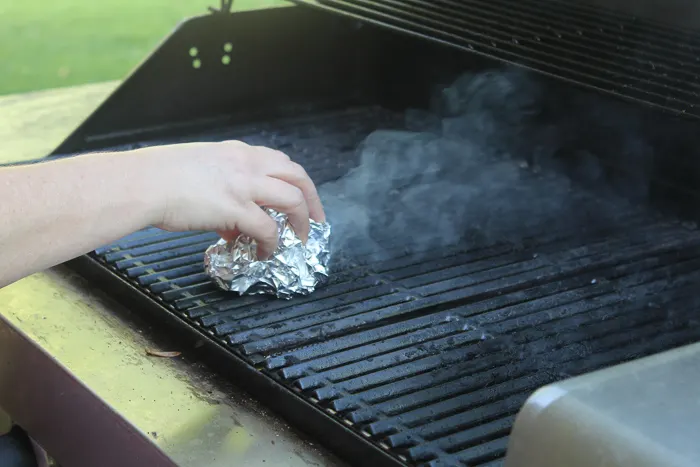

{"left": 40, "top": 2, "right": 700, "bottom": 466}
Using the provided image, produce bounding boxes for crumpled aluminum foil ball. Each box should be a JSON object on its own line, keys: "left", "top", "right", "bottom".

{"left": 203, "top": 208, "right": 331, "bottom": 299}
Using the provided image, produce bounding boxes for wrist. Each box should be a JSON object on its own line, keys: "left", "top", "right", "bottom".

{"left": 118, "top": 148, "right": 171, "bottom": 228}
{"left": 74, "top": 149, "right": 167, "bottom": 230}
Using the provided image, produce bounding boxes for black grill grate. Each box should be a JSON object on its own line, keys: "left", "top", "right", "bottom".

{"left": 292, "top": 0, "right": 700, "bottom": 119}
{"left": 86, "top": 106, "right": 700, "bottom": 466}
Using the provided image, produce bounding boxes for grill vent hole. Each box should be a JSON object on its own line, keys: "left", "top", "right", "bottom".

{"left": 189, "top": 47, "right": 201, "bottom": 69}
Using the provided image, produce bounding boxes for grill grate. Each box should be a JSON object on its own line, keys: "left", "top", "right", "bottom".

{"left": 86, "top": 106, "right": 700, "bottom": 466}
{"left": 291, "top": 0, "right": 700, "bottom": 119}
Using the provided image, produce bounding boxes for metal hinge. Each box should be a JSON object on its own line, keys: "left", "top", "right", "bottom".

{"left": 208, "top": 0, "right": 234, "bottom": 14}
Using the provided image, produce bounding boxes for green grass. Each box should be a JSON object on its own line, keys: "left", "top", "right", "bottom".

{"left": 0, "top": 0, "right": 283, "bottom": 96}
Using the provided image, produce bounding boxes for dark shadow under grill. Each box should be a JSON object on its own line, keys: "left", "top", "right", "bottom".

{"left": 85, "top": 106, "right": 700, "bottom": 466}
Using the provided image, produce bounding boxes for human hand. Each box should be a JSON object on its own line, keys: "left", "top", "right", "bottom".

{"left": 139, "top": 140, "right": 325, "bottom": 258}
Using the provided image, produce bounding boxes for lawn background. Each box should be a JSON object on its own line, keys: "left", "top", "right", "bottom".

{"left": 0, "top": 0, "right": 283, "bottom": 96}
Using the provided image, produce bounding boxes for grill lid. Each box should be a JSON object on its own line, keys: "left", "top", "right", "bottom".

{"left": 292, "top": 0, "right": 700, "bottom": 120}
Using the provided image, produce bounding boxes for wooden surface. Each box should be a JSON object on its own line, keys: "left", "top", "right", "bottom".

{"left": 0, "top": 81, "right": 118, "bottom": 164}
{"left": 0, "top": 83, "right": 343, "bottom": 467}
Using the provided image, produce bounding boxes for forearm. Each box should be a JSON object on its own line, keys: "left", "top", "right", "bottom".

{"left": 0, "top": 151, "right": 162, "bottom": 287}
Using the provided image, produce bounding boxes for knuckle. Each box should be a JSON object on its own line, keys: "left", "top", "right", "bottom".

{"left": 262, "top": 224, "right": 279, "bottom": 243}
{"left": 217, "top": 142, "right": 249, "bottom": 168}
{"left": 234, "top": 186, "right": 252, "bottom": 203}
{"left": 289, "top": 161, "right": 307, "bottom": 176}
{"left": 253, "top": 146, "right": 289, "bottom": 161}
{"left": 273, "top": 149, "right": 291, "bottom": 161}
{"left": 220, "top": 140, "right": 250, "bottom": 157}
{"left": 224, "top": 139, "right": 249, "bottom": 148}
{"left": 289, "top": 187, "right": 305, "bottom": 207}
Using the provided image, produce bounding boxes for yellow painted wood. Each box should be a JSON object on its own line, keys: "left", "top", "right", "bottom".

{"left": 0, "top": 81, "right": 118, "bottom": 164}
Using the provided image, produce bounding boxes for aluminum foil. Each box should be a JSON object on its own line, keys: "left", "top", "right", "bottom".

{"left": 203, "top": 208, "right": 331, "bottom": 299}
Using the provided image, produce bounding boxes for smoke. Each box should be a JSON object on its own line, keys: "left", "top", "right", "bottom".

{"left": 319, "top": 67, "right": 656, "bottom": 264}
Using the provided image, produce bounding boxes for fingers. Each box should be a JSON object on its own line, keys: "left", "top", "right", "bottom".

{"left": 217, "top": 143, "right": 325, "bottom": 254}
{"left": 249, "top": 145, "right": 291, "bottom": 167}
{"left": 235, "top": 144, "right": 324, "bottom": 222}
{"left": 251, "top": 177, "right": 310, "bottom": 242}
{"left": 235, "top": 203, "right": 280, "bottom": 259}
{"left": 267, "top": 162, "right": 326, "bottom": 222}
{"left": 216, "top": 228, "right": 240, "bottom": 242}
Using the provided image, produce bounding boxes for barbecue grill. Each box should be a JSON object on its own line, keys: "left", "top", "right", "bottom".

{"left": 41, "top": 1, "right": 700, "bottom": 466}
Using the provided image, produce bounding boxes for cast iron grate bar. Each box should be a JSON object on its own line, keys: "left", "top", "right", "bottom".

{"left": 292, "top": 0, "right": 700, "bottom": 119}
{"left": 84, "top": 106, "right": 700, "bottom": 466}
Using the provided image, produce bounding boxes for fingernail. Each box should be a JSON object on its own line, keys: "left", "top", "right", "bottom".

{"left": 256, "top": 247, "right": 270, "bottom": 260}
